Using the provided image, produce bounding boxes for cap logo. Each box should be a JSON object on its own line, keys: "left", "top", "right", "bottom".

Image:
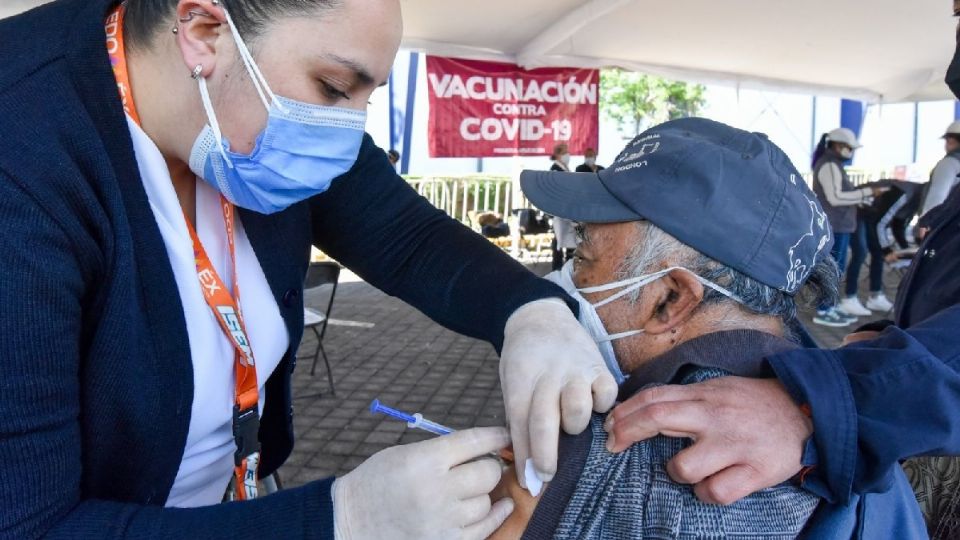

{"left": 613, "top": 136, "right": 662, "bottom": 173}
{"left": 784, "top": 192, "right": 830, "bottom": 292}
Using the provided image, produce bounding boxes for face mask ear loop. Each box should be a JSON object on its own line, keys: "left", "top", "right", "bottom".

{"left": 591, "top": 281, "right": 649, "bottom": 309}
{"left": 198, "top": 77, "right": 234, "bottom": 168}
{"left": 582, "top": 268, "right": 673, "bottom": 310}
{"left": 694, "top": 276, "right": 745, "bottom": 305}
{"left": 596, "top": 329, "right": 644, "bottom": 343}
{"left": 221, "top": 6, "right": 285, "bottom": 114}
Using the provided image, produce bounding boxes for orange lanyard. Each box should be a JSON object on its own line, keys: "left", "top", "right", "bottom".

{"left": 107, "top": 5, "right": 261, "bottom": 500}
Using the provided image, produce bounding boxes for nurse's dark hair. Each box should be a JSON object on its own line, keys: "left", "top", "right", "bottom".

{"left": 124, "top": 0, "right": 342, "bottom": 51}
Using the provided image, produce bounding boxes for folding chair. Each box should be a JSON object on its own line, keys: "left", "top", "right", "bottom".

{"left": 299, "top": 261, "right": 340, "bottom": 395}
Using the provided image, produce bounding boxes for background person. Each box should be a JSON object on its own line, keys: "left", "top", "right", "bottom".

{"left": 387, "top": 148, "right": 400, "bottom": 168}
{"left": 549, "top": 143, "right": 577, "bottom": 270}
{"left": 920, "top": 121, "right": 960, "bottom": 218}
{"left": 809, "top": 128, "right": 882, "bottom": 327}
{"left": 575, "top": 147, "right": 604, "bottom": 173}
{"left": 839, "top": 181, "right": 914, "bottom": 316}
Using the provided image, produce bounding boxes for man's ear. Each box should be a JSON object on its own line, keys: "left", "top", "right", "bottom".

{"left": 642, "top": 269, "right": 704, "bottom": 335}
{"left": 174, "top": 0, "right": 228, "bottom": 78}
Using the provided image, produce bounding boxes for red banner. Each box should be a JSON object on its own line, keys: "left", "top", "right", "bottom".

{"left": 426, "top": 57, "right": 600, "bottom": 158}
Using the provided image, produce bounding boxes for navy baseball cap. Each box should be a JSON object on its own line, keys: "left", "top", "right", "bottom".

{"left": 521, "top": 118, "right": 833, "bottom": 295}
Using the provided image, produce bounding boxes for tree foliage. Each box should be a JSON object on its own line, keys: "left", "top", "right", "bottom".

{"left": 600, "top": 69, "right": 707, "bottom": 137}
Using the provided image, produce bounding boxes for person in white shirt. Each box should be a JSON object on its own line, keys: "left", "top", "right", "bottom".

{"left": 921, "top": 121, "right": 960, "bottom": 217}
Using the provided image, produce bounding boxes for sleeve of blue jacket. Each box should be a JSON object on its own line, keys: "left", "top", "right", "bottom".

{"left": 766, "top": 305, "right": 960, "bottom": 505}
{"left": 308, "top": 133, "right": 576, "bottom": 352}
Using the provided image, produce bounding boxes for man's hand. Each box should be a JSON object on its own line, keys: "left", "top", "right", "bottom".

{"left": 500, "top": 299, "right": 618, "bottom": 489}
{"left": 603, "top": 377, "right": 812, "bottom": 505}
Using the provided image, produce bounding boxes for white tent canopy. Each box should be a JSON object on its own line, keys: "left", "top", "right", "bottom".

{"left": 4, "top": 0, "right": 956, "bottom": 103}
{"left": 400, "top": 0, "right": 956, "bottom": 103}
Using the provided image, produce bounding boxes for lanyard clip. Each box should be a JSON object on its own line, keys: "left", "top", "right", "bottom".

{"left": 233, "top": 405, "right": 260, "bottom": 466}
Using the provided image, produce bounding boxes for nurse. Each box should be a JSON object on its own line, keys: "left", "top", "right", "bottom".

{"left": 0, "top": 0, "right": 617, "bottom": 538}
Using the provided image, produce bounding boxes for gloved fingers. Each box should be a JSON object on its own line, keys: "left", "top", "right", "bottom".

{"left": 528, "top": 375, "right": 561, "bottom": 483}
{"left": 432, "top": 426, "right": 511, "bottom": 469}
{"left": 461, "top": 497, "right": 515, "bottom": 540}
{"left": 455, "top": 494, "right": 493, "bottom": 528}
{"left": 590, "top": 370, "right": 619, "bottom": 413}
{"left": 559, "top": 376, "right": 593, "bottom": 434}
{"left": 448, "top": 457, "right": 504, "bottom": 498}
{"left": 506, "top": 385, "right": 534, "bottom": 490}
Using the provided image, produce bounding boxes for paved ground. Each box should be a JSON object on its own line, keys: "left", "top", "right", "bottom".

{"left": 280, "top": 261, "right": 905, "bottom": 488}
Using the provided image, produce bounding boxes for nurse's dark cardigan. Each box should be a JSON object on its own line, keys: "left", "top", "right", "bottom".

{"left": 0, "top": 1, "right": 572, "bottom": 537}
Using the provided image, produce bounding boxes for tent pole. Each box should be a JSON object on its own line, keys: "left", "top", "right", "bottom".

{"left": 400, "top": 53, "right": 420, "bottom": 175}
{"left": 810, "top": 96, "right": 818, "bottom": 156}
{"left": 912, "top": 102, "right": 920, "bottom": 164}
{"left": 388, "top": 68, "right": 398, "bottom": 155}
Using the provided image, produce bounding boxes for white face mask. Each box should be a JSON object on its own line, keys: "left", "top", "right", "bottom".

{"left": 839, "top": 147, "right": 854, "bottom": 160}
{"left": 546, "top": 260, "right": 743, "bottom": 384}
{"left": 585, "top": 157, "right": 597, "bottom": 167}
{"left": 560, "top": 153, "right": 571, "bottom": 166}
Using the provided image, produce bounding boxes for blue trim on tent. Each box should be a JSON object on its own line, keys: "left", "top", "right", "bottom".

{"left": 400, "top": 53, "right": 419, "bottom": 175}
{"left": 840, "top": 99, "right": 864, "bottom": 138}
{"left": 955, "top": 101, "right": 960, "bottom": 121}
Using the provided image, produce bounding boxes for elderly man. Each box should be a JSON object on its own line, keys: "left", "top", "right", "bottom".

{"left": 489, "top": 118, "right": 926, "bottom": 539}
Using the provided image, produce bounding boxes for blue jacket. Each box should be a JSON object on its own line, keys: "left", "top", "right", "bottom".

{"left": 768, "top": 187, "right": 960, "bottom": 536}
{"left": 0, "top": 1, "right": 569, "bottom": 538}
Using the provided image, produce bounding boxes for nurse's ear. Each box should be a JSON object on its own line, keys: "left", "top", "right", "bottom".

{"left": 173, "top": 0, "right": 228, "bottom": 79}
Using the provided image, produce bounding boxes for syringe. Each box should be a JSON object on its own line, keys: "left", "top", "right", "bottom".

{"left": 368, "top": 399, "right": 540, "bottom": 495}
{"left": 369, "top": 399, "right": 454, "bottom": 436}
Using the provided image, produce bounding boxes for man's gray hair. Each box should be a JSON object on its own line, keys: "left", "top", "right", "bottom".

{"left": 620, "top": 222, "right": 839, "bottom": 329}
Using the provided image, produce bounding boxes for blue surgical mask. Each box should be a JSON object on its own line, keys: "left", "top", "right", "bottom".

{"left": 546, "top": 260, "right": 743, "bottom": 384}
{"left": 188, "top": 7, "right": 366, "bottom": 215}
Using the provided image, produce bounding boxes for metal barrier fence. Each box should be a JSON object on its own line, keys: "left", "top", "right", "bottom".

{"left": 407, "top": 169, "right": 891, "bottom": 227}
{"left": 405, "top": 175, "right": 526, "bottom": 226}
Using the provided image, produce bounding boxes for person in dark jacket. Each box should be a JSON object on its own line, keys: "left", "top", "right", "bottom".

{"left": 601, "top": 3, "right": 960, "bottom": 531}
{"left": 0, "top": 1, "right": 622, "bottom": 538}
{"left": 842, "top": 181, "right": 921, "bottom": 317}
{"left": 574, "top": 147, "right": 605, "bottom": 173}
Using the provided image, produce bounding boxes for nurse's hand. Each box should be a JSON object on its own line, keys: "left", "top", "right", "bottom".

{"left": 333, "top": 427, "right": 513, "bottom": 540}
{"left": 500, "top": 299, "right": 618, "bottom": 489}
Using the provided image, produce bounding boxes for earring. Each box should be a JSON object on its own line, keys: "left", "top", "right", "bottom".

{"left": 191, "top": 65, "right": 203, "bottom": 79}
{"left": 172, "top": 26, "right": 179, "bottom": 34}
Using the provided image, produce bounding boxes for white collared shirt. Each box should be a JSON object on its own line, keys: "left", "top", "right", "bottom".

{"left": 126, "top": 117, "right": 289, "bottom": 508}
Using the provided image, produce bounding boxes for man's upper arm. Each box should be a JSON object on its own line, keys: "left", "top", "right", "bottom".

{"left": 767, "top": 305, "right": 960, "bottom": 504}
